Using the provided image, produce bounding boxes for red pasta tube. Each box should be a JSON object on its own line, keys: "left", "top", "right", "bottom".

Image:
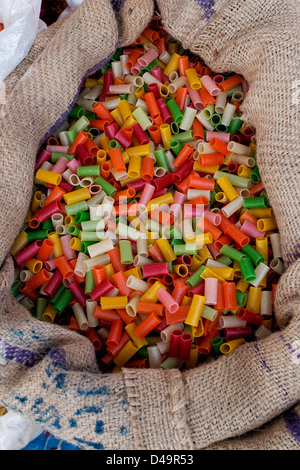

{"left": 68, "top": 281, "right": 88, "bottom": 308}
{"left": 114, "top": 129, "right": 132, "bottom": 149}
{"left": 169, "top": 329, "right": 184, "bottom": 357}
{"left": 134, "top": 312, "right": 161, "bottom": 339}
{"left": 86, "top": 328, "right": 102, "bottom": 351}
{"left": 224, "top": 327, "right": 252, "bottom": 340}
{"left": 178, "top": 333, "right": 193, "bottom": 362}
{"left": 101, "top": 162, "right": 111, "bottom": 180}
{"left": 148, "top": 83, "right": 160, "bottom": 101}
{"left": 103, "top": 71, "right": 114, "bottom": 96}
{"left": 35, "top": 200, "right": 62, "bottom": 224}
{"left": 223, "top": 282, "right": 238, "bottom": 311}
{"left": 35, "top": 150, "right": 51, "bottom": 171}
{"left": 142, "top": 262, "right": 169, "bottom": 278}
{"left": 77, "top": 143, "right": 94, "bottom": 166}
{"left": 237, "top": 308, "right": 264, "bottom": 326}
{"left": 214, "top": 284, "right": 225, "bottom": 311}
{"left": 106, "top": 319, "right": 124, "bottom": 349}
{"left": 43, "top": 269, "right": 63, "bottom": 297}
{"left": 14, "top": 240, "right": 43, "bottom": 266}
{"left": 132, "top": 123, "right": 150, "bottom": 145}
{"left": 172, "top": 158, "right": 194, "bottom": 183}
{"left": 90, "top": 279, "right": 115, "bottom": 302}
{"left": 197, "top": 327, "right": 219, "bottom": 355}
{"left": 152, "top": 172, "right": 174, "bottom": 190}
{"left": 157, "top": 98, "right": 173, "bottom": 123}
{"left": 105, "top": 122, "right": 119, "bottom": 140}
{"left": 19, "top": 283, "right": 39, "bottom": 302}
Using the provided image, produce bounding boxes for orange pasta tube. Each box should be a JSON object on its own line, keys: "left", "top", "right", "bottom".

{"left": 148, "top": 243, "right": 165, "bottom": 262}
{"left": 142, "top": 156, "right": 155, "bottom": 181}
{"left": 107, "top": 246, "right": 126, "bottom": 272}
{"left": 112, "top": 271, "right": 132, "bottom": 296}
{"left": 199, "top": 152, "right": 224, "bottom": 166}
{"left": 173, "top": 144, "right": 194, "bottom": 167}
{"left": 144, "top": 92, "right": 161, "bottom": 121}
{"left": 93, "top": 265, "right": 106, "bottom": 286}
{"left": 43, "top": 186, "right": 65, "bottom": 208}
{"left": 93, "top": 101, "right": 114, "bottom": 122}
{"left": 178, "top": 55, "right": 190, "bottom": 76}
{"left": 126, "top": 49, "right": 143, "bottom": 69}
{"left": 150, "top": 209, "right": 174, "bottom": 226}
{"left": 68, "top": 130, "right": 88, "bottom": 155}
{"left": 175, "top": 87, "right": 188, "bottom": 110}
{"left": 193, "top": 118, "right": 205, "bottom": 140}
{"left": 165, "top": 305, "right": 190, "bottom": 325}
{"left": 148, "top": 125, "right": 162, "bottom": 146}
{"left": 199, "top": 87, "right": 216, "bottom": 107}
{"left": 218, "top": 74, "right": 244, "bottom": 93}
{"left": 36, "top": 239, "right": 55, "bottom": 262}
{"left": 94, "top": 306, "right": 120, "bottom": 321}
{"left": 209, "top": 137, "right": 231, "bottom": 156}
{"left": 106, "top": 319, "right": 124, "bottom": 349}
{"left": 223, "top": 282, "right": 238, "bottom": 311}
{"left": 109, "top": 147, "right": 126, "bottom": 172}
{"left": 133, "top": 312, "right": 161, "bottom": 339}
{"left": 188, "top": 172, "right": 215, "bottom": 190}
{"left": 25, "top": 269, "right": 50, "bottom": 291}
{"left": 55, "top": 255, "right": 75, "bottom": 279}
{"left": 136, "top": 301, "right": 164, "bottom": 316}
{"left": 197, "top": 218, "right": 222, "bottom": 241}
{"left": 101, "top": 161, "right": 111, "bottom": 180}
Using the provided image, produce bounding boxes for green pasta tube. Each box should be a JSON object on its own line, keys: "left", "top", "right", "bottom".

{"left": 119, "top": 239, "right": 133, "bottom": 265}
{"left": 85, "top": 270, "right": 95, "bottom": 294}
{"left": 77, "top": 165, "right": 100, "bottom": 177}
{"left": 154, "top": 149, "right": 169, "bottom": 171}
{"left": 237, "top": 257, "right": 257, "bottom": 282}
{"left": 53, "top": 289, "right": 74, "bottom": 314}
{"left": 166, "top": 98, "right": 184, "bottom": 123}
{"left": 220, "top": 244, "right": 247, "bottom": 262}
{"left": 243, "top": 196, "right": 268, "bottom": 209}
{"left": 241, "top": 244, "right": 265, "bottom": 266}
{"left": 65, "top": 200, "right": 89, "bottom": 216}
{"left": 94, "top": 176, "right": 117, "bottom": 197}
{"left": 186, "top": 265, "right": 206, "bottom": 288}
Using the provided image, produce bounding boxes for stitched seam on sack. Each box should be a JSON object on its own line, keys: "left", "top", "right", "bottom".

{"left": 123, "top": 369, "right": 145, "bottom": 450}
{"left": 167, "top": 370, "right": 194, "bottom": 450}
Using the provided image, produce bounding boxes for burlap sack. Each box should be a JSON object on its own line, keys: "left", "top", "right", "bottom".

{"left": 0, "top": 0, "right": 299, "bottom": 450}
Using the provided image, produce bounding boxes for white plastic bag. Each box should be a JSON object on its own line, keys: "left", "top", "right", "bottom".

{"left": 0, "top": 0, "right": 46, "bottom": 82}
{"left": 0, "top": 410, "right": 43, "bottom": 450}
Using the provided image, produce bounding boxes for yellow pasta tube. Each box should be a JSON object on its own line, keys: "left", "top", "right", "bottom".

{"left": 139, "top": 280, "right": 166, "bottom": 303}
{"left": 113, "top": 341, "right": 139, "bottom": 367}
{"left": 201, "top": 267, "right": 234, "bottom": 282}
{"left": 126, "top": 144, "right": 151, "bottom": 157}
{"left": 24, "top": 258, "right": 43, "bottom": 273}
{"left": 47, "top": 231, "right": 64, "bottom": 257}
{"left": 185, "top": 344, "right": 199, "bottom": 369}
{"left": 236, "top": 278, "right": 249, "bottom": 293}
{"left": 198, "top": 245, "right": 213, "bottom": 263}
{"left": 63, "top": 187, "right": 91, "bottom": 205}
{"left": 69, "top": 237, "right": 82, "bottom": 252}
{"left": 118, "top": 99, "right": 132, "bottom": 122}
{"left": 249, "top": 208, "right": 274, "bottom": 218}
{"left": 185, "top": 68, "right": 202, "bottom": 90}
{"left": 256, "top": 237, "right": 269, "bottom": 265}
{"left": 127, "top": 155, "right": 142, "bottom": 179}
{"left": 36, "top": 169, "right": 62, "bottom": 186}
{"left": 216, "top": 175, "right": 239, "bottom": 201}
{"left": 220, "top": 338, "right": 245, "bottom": 354}
{"left": 160, "top": 123, "right": 172, "bottom": 149}
{"left": 185, "top": 294, "right": 206, "bottom": 327}
{"left": 99, "top": 135, "right": 111, "bottom": 153}
{"left": 96, "top": 149, "right": 107, "bottom": 166}
{"left": 146, "top": 193, "right": 174, "bottom": 212}
{"left": 185, "top": 233, "right": 213, "bottom": 246}
{"left": 163, "top": 53, "right": 180, "bottom": 77}
{"left": 123, "top": 267, "right": 143, "bottom": 279}
{"left": 31, "top": 191, "right": 43, "bottom": 213}
{"left": 100, "top": 296, "right": 128, "bottom": 310}
{"left": 189, "top": 255, "right": 203, "bottom": 272}
{"left": 10, "top": 230, "right": 28, "bottom": 256}
{"left": 246, "top": 286, "right": 262, "bottom": 314}
{"left": 125, "top": 322, "right": 148, "bottom": 349}
{"left": 156, "top": 237, "right": 176, "bottom": 262}
{"left": 257, "top": 218, "right": 278, "bottom": 232}
{"left": 42, "top": 304, "right": 57, "bottom": 323}
{"left": 191, "top": 317, "right": 204, "bottom": 337}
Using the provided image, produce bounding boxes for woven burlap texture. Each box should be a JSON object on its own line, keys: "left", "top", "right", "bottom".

{"left": 0, "top": 0, "right": 299, "bottom": 450}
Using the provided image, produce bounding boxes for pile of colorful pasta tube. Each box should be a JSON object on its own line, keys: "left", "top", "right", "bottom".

{"left": 10, "top": 24, "right": 284, "bottom": 372}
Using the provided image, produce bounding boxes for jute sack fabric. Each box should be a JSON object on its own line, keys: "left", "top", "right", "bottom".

{"left": 0, "top": 0, "right": 299, "bottom": 450}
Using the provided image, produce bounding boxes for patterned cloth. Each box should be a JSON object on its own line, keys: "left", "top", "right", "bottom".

{"left": 22, "top": 431, "right": 80, "bottom": 450}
